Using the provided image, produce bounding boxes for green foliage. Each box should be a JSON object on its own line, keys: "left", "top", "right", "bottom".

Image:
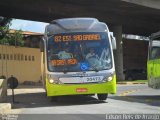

{"left": 0, "top": 29, "right": 24, "bottom": 46}
{"left": 0, "top": 17, "right": 24, "bottom": 46}
{"left": 0, "top": 25, "right": 9, "bottom": 39}
{"left": 0, "top": 17, "right": 11, "bottom": 39}
{"left": 0, "top": 17, "right": 12, "bottom": 27}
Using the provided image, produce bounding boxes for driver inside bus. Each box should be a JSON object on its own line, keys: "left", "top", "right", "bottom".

{"left": 58, "top": 47, "right": 73, "bottom": 59}
{"left": 86, "top": 48, "right": 99, "bottom": 60}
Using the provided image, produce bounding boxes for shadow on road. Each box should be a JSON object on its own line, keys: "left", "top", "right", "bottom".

{"left": 109, "top": 95, "right": 160, "bottom": 107}
{"left": 7, "top": 92, "right": 106, "bottom": 109}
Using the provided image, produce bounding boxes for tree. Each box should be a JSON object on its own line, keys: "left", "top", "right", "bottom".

{"left": 0, "top": 17, "right": 12, "bottom": 39}
{"left": 0, "top": 17, "right": 24, "bottom": 46}
{"left": 8, "top": 30, "right": 24, "bottom": 46}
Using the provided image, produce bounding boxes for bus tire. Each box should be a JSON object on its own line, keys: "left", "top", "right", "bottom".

{"left": 97, "top": 94, "right": 108, "bottom": 100}
{"left": 50, "top": 96, "right": 58, "bottom": 102}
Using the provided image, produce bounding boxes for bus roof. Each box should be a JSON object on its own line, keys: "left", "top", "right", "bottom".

{"left": 45, "top": 18, "right": 108, "bottom": 35}
{"left": 51, "top": 18, "right": 99, "bottom": 24}
{"left": 151, "top": 31, "right": 160, "bottom": 40}
{"left": 152, "top": 40, "right": 160, "bottom": 47}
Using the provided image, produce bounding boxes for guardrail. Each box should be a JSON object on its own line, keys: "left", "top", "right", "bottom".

{"left": 0, "top": 79, "right": 7, "bottom": 102}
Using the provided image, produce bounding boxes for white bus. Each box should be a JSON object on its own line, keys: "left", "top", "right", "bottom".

{"left": 41, "top": 18, "right": 117, "bottom": 100}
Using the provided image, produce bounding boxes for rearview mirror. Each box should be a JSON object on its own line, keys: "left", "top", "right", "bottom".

{"left": 110, "top": 32, "right": 116, "bottom": 50}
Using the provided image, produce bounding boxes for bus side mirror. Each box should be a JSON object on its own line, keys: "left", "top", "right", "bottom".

{"left": 112, "top": 36, "right": 116, "bottom": 50}
{"left": 110, "top": 32, "right": 116, "bottom": 50}
{"left": 40, "top": 39, "right": 44, "bottom": 52}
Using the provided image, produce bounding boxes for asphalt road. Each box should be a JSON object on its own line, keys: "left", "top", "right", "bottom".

{"left": 6, "top": 84, "right": 160, "bottom": 120}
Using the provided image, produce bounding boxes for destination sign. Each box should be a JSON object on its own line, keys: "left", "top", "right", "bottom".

{"left": 51, "top": 58, "right": 77, "bottom": 66}
{"left": 54, "top": 34, "right": 101, "bottom": 42}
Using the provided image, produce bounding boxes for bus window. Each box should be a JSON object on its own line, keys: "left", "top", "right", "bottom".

{"left": 150, "top": 47, "right": 160, "bottom": 60}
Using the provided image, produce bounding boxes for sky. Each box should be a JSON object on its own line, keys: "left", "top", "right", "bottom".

{"left": 10, "top": 19, "right": 48, "bottom": 33}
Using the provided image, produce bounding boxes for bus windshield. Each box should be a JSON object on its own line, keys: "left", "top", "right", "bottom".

{"left": 47, "top": 32, "right": 112, "bottom": 72}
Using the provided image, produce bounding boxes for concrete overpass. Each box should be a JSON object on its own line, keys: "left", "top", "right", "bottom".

{"left": 123, "top": 0, "right": 160, "bottom": 9}
{"left": 0, "top": 0, "right": 160, "bottom": 80}
{"left": 0, "top": 0, "right": 160, "bottom": 36}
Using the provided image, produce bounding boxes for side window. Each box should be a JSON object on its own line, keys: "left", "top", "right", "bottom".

{"left": 25, "top": 55, "right": 27, "bottom": 61}
{"left": 3, "top": 54, "right": 5, "bottom": 60}
{"left": 10, "top": 54, "right": 13, "bottom": 60}
{"left": 21, "top": 54, "right": 24, "bottom": 61}
{"left": 28, "top": 56, "right": 31, "bottom": 61}
{"left": 151, "top": 47, "right": 160, "bottom": 60}
{"left": 32, "top": 56, "right": 35, "bottom": 61}
{"left": 14, "top": 54, "right": 16, "bottom": 60}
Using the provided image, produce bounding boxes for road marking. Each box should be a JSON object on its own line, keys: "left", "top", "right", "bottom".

{"left": 118, "top": 89, "right": 160, "bottom": 107}
{"left": 118, "top": 89, "right": 139, "bottom": 96}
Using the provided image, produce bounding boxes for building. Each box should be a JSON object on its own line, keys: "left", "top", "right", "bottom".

{"left": 123, "top": 38, "right": 148, "bottom": 80}
{"left": 0, "top": 30, "right": 42, "bottom": 84}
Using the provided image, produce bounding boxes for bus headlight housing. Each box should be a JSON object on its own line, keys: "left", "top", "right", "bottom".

{"left": 47, "top": 74, "right": 61, "bottom": 84}
{"left": 107, "top": 76, "right": 113, "bottom": 81}
{"left": 102, "top": 76, "right": 113, "bottom": 82}
{"left": 49, "top": 79, "right": 54, "bottom": 84}
{"left": 48, "top": 78, "right": 61, "bottom": 84}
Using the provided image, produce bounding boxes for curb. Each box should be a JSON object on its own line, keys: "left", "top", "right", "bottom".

{"left": 0, "top": 103, "right": 11, "bottom": 114}
{"left": 117, "top": 82, "right": 147, "bottom": 85}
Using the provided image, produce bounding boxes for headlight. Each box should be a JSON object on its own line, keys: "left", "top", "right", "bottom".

{"left": 107, "top": 76, "right": 113, "bottom": 81}
{"left": 102, "top": 75, "right": 113, "bottom": 82}
{"left": 49, "top": 79, "right": 54, "bottom": 84}
{"left": 48, "top": 74, "right": 60, "bottom": 84}
{"left": 48, "top": 77, "right": 62, "bottom": 84}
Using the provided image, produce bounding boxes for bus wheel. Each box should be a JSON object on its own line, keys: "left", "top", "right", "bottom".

{"left": 49, "top": 96, "right": 58, "bottom": 102}
{"left": 97, "top": 94, "right": 108, "bottom": 100}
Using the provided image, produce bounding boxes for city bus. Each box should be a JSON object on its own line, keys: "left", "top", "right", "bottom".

{"left": 40, "top": 18, "right": 117, "bottom": 100}
{"left": 147, "top": 31, "right": 160, "bottom": 89}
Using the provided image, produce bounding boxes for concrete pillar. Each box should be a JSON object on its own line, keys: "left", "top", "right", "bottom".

{"left": 110, "top": 25, "right": 124, "bottom": 81}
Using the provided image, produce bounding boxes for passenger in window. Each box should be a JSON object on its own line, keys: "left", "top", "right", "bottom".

{"left": 58, "top": 47, "right": 73, "bottom": 59}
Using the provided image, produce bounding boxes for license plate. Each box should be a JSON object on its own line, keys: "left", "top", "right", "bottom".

{"left": 83, "top": 76, "right": 103, "bottom": 83}
{"left": 76, "top": 88, "right": 88, "bottom": 92}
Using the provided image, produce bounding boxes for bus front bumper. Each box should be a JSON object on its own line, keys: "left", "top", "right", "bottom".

{"left": 46, "top": 79, "right": 116, "bottom": 97}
